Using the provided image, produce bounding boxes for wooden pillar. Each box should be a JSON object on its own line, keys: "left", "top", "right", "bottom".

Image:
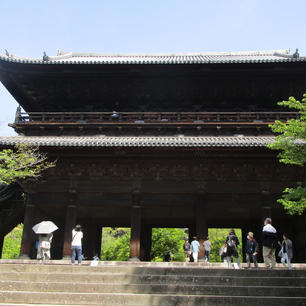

{"left": 241, "top": 227, "right": 247, "bottom": 262}
{"left": 130, "top": 200, "right": 141, "bottom": 261}
{"left": 195, "top": 195, "right": 207, "bottom": 261}
{"left": 140, "top": 226, "right": 152, "bottom": 261}
{"left": 145, "top": 227, "right": 152, "bottom": 261}
{"left": 83, "top": 220, "right": 97, "bottom": 260}
{"left": 0, "top": 234, "right": 4, "bottom": 259}
{"left": 95, "top": 225, "right": 102, "bottom": 258}
{"left": 20, "top": 195, "right": 36, "bottom": 259}
{"left": 62, "top": 204, "right": 77, "bottom": 258}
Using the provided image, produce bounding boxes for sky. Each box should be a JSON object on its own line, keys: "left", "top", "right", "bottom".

{"left": 0, "top": 0, "right": 305, "bottom": 136}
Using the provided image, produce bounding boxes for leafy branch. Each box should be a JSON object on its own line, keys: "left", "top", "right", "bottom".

{"left": 0, "top": 144, "right": 56, "bottom": 185}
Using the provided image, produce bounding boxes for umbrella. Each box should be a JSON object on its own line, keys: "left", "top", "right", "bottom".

{"left": 32, "top": 221, "right": 58, "bottom": 234}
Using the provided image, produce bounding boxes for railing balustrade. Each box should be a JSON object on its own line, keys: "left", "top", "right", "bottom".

{"left": 15, "top": 111, "right": 299, "bottom": 124}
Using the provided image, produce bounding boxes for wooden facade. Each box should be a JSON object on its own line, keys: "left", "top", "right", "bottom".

{"left": 0, "top": 50, "right": 305, "bottom": 261}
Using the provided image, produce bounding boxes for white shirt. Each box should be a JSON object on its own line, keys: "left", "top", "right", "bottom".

{"left": 262, "top": 224, "right": 277, "bottom": 233}
{"left": 72, "top": 229, "right": 83, "bottom": 246}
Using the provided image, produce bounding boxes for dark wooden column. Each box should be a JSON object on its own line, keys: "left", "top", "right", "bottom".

{"left": 195, "top": 194, "right": 208, "bottom": 261}
{"left": 144, "top": 227, "right": 152, "bottom": 261}
{"left": 140, "top": 226, "right": 152, "bottom": 261}
{"left": 95, "top": 225, "right": 102, "bottom": 258}
{"left": 241, "top": 227, "right": 247, "bottom": 262}
{"left": 83, "top": 219, "right": 97, "bottom": 260}
{"left": 130, "top": 193, "right": 142, "bottom": 261}
{"left": 0, "top": 234, "right": 4, "bottom": 259}
{"left": 62, "top": 204, "right": 77, "bottom": 258}
{"left": 20, "top": 195, "right": 36, "bottom": 259}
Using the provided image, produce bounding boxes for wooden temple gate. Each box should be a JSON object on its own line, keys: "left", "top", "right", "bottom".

{"left": 0, "top": 49, "right": 305, "bottom": 261}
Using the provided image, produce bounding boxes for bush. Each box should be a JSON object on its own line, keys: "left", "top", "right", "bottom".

{"left": 2, "top": 224, "right": 23, "bottom": 259}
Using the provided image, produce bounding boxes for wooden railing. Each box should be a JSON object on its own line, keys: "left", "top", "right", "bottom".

{"left": 15, "top": 111, "right": 299, "bottom": 124}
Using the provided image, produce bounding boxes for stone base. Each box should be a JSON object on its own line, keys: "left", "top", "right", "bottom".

{"left": 129, "top": 257, "right": 140, "bottom": 262}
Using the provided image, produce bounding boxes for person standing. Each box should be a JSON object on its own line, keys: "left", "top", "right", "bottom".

{"left": 183, "top": 238, "right": 191, "bottom": 262}
{"left": 245, "top": 232, "right": 258, "bottom": 269}
{"left": 190, "top": 236, "right": 200, "bottom": 263}
{"left": 225, "top": 229, "right": 241, "bottom": 269}
{"left": 262, "top": 218, "right": 277, "bottom": 269}
{"left": 203, "top": 237, "right": 212, "bottom": 262}
{"left": 278, "top": 234, "right": 293, "bottom": 270}
{"left": 71, "top": 225, "right": 83, "bottom": 265}
{"left": 37, "top": 233, "right": 53, "bottom": 264}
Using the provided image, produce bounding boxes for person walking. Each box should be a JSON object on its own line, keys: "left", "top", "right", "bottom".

{"left": 71, "top": 225, "right": 83, "bottom": 265}
{"left": 225, "top": 229, "right": 241, "bottom": 269}
{"left": 183, "top": 238, "right": 191, "bottom": 262}
{"left": 278, "top": 234, "right": 293, "bottom": 270}
{"left": 203, "top": 237, "right": 212, "bottom": 262}
{"left": 245, "top": 232, "right": 258, "bottom": 269}
{"left": 190, "top": 236, "right": 200, "bottom": 263}
{"left": 37, "top": 233, "right": 53, "bottom": 264}
{"left": 262, "top": 218, "right": 277, "bottom": 269}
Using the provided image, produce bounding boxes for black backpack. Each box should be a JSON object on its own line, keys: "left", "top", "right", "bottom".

{"left": 227, "top": 235, "right": 237, "bottom": 250}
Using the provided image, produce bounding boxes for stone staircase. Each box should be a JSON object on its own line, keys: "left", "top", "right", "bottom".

{"left": 0, "top": 262, "right": 305, "bottom": 306}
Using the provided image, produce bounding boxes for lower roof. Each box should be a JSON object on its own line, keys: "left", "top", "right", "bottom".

{"left": 0, "top": 136, "right": 274, "bottom": 148}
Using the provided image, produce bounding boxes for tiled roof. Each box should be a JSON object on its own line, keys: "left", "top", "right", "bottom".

{"left": 0, "top": 136, "right": 275, "bottom": 148}
{"left": 1, "top": 49, "right": 304, "bottom": 65}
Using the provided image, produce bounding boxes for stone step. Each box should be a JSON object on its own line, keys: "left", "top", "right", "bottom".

{"left": 0, "top": 280, "right": 304, "bottom": 297}
{"left": 0, "top": 263, "right": 305, "bottom": 277}
{"left": 1, "top": 272, "right": 305, "bottom": 287}
{"left": 1, "top": 291, "right": 305, "bottom": 306}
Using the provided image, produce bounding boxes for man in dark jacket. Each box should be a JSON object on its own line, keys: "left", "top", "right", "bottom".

{"left": 262, "top": 218, "right": 277, "bottom": 269}
{"left": 245, "top": 232, "right": 258, "bottom": 269}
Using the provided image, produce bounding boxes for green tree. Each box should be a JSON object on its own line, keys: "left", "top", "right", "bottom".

{"left": 101, "top": 228, "right": 131, "bottom": 261}
{"left": 268, "top": 94, "right": 306, "bottom": 215}
{"left": 2, "top": 224, "right": 23, "bottom": 259}
{"left": 0, "top": 145, "right": 55, "bottom": 185}
{"left": 151, "top": 228, "right": 186, "bottom": 262}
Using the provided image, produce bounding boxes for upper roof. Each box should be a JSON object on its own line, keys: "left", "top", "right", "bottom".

{"left": 1, "top": 49, "right": 305, "bottom": 65}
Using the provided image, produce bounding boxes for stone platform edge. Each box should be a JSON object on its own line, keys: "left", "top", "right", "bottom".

{"left": 1, "top": 259, "right": 306, "bottom": 269}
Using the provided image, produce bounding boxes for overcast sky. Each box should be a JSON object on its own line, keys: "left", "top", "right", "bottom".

{"left": 0, "top": 0, "right": 305, "bottom": 136}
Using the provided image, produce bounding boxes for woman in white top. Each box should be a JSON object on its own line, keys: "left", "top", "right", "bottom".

{"left": 71, "top": 225, "right": 83, "bottom": 265}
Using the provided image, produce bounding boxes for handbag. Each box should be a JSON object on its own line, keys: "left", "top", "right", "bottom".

{"left": 278, "top": 247, "right": 283, "bottom": 258}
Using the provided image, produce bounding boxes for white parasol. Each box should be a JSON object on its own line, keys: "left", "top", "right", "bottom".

{"left": 32, "top": 221, "right": 58, "bottom": 234}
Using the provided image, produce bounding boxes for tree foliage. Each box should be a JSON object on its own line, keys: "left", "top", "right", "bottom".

{"left": 2, "top": 224, "right": 23, "bottom": 259}
{"left": 99, "top": 227, "right": 242, "bottom": 262}
{"left": 0, "top": 145, "right": 55, "bottom": 185}
{"left": 100, "top": 227, "right": 131, "bottom": 261}
{"left": 151, "top": 228, "right": 186, "bottom": 262}
{"left": 268, "top": 94, "right": 306, "bottom": 215}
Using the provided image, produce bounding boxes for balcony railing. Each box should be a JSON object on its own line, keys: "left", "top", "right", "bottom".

{"left": 15, "top": 111, "right": 299, "bottom": 125}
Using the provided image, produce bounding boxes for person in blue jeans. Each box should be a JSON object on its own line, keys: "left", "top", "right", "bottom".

{"left": 190, "top": 236, "right": 200, "bottom": 263}
{"left": 71, "top": 225, "right": 83, "bottom": 265}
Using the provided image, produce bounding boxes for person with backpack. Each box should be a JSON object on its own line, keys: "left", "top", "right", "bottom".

{"left": 262, "top": 218, "right": 277, "bottom": 269}
{"left": 225, "top": 229, "right": 241, "bottom": 269}
{"left": 245, "top": 232, "right": 258, "bottom": 269}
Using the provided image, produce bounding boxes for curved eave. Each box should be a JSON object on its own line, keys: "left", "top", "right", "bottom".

{"left": 1, "top": 55, "right": 305, "bottom": 65}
